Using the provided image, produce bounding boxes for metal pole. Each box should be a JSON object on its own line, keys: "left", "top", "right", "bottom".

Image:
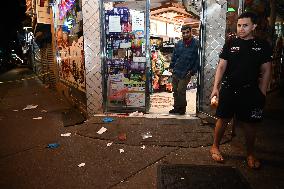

{"left": 238, "top": 0, "right": 244, "bottom": 15}
{"left": 145, "top": 0, "right": 151, "bottom": 113}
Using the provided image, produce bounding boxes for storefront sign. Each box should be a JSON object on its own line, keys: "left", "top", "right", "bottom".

{"left": 132, "top": 12, "right": 145, "bottom": 31}
{"left": 109, "top": 16, "right": 122, "bottom": 32}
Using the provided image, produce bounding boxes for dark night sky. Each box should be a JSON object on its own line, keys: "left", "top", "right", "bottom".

{"left": 0, "top": 0, "right": 26, "bottom": 49}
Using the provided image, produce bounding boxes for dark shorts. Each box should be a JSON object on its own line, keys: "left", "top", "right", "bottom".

{"left": 216, "top": 85, "right": 266, "bottom": 123}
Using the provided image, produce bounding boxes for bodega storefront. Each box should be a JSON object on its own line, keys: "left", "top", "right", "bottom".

{"left": 51, "top": 0, "right": 229, "bottom": 117}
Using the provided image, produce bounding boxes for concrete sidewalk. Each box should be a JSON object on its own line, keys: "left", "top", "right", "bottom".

{"left": 0, "top": 67, "right": 283, "bottom": 189}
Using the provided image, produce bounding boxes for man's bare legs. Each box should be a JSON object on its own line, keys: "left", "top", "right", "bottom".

{"left": 242, "top": 122, "right": 261, "bottom": 168}
{"left": 210, "top": 118, "right": 231, "bottom": 162}
{"left": 210, "top": 119, "right": 260, "bottom": 168}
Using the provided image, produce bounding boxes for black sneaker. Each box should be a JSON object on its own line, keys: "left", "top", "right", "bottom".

{"left": 169, "top": 109, "right": 179, "bottom": 114}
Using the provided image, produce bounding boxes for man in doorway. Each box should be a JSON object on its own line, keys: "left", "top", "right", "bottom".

{"left": 169, "top": 25, "right": 199, "bottom": 115}
{"left": 210, "top": 12, "right": 272, "bottom": 169}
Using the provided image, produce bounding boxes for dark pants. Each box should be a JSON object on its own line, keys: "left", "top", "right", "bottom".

{"left": 172, "top": 74, "right": 191, "bottom": 111}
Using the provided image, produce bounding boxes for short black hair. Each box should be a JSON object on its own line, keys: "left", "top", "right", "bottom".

{"left": 238, "top": 12, "right": 258, "bottom": 24}
{"left": 181, "top": 25, "right": 192, "bottom": 31}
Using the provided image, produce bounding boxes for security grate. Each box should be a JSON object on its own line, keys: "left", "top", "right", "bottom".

{"left": 198, "top": 0, "right": 227, "bottom": 115}
{"left": 82, "top": 0, "right": 104, "bottom": 116}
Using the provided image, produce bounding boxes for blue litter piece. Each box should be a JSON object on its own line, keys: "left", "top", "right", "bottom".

{"left": 102, "top": 117, "right": 114, "bottom": 123}
{"left": 47, "top": 143, "right": 60, "bottom": 149}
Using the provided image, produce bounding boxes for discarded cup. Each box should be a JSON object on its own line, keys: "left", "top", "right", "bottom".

{"left": 47, "top": 143, "right": 60, "bottom": 149}
{"left": 102, "top": 117, "right": 114, "bottom": 123}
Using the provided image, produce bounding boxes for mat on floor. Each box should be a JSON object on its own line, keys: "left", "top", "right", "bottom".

{"left": 157, "top": 164, "right": 252, "bottom": 189}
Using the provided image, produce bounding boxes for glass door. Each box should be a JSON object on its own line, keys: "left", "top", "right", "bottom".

{"left": 101, "top": 0, "right": 150, "bottom": 113}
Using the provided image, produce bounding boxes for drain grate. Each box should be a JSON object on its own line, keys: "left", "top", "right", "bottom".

{"left": 157, "top": 164, "right": 252, "bottom": 189}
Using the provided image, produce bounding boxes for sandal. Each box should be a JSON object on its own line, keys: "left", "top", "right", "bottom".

{"left": 247, "top": 156, "right": 261, "bottom": 169}
{"left": 210, "top": 148, "right": 224, "bottom": 163}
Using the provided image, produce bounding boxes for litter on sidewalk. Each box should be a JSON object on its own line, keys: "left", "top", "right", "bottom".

{"left": 102, "top": 117, "right": 114, "bottom": 123}
{"left": 78, "top": 163, "right": 85, "bottom": 167}
{"left": 119, "top": 149, "right": 125, "bottom": 153}
{"left": 97, "top": 127, "right": 107, "bottom": 134}
{"left": 129, "top": 111, "right": 144, "bottom": 117}
{"left": 141, "top": 145, "right": 146, "bottom": 149}
{"left": 23, "top": 104, "right": 38, "bottom": 110}
{"left": 107, "top": 142, "right": 113, "bottom": 147}
{"left": 61, "top": 133, "right": 71, "bottom": 137}
{"left": 13, "top": 110, "right": 18, "bottom": 112}
{"left": 33, "top": 117, "right": 42, "bottom": 120}
{"left": 47, "top": 143, "right": 60, "bottom": 149}
{"left": 41, "top": 110, "right": 48, "bottom": 113}
{"left": 141, "top": 132, "right": 152, "bottom": 139}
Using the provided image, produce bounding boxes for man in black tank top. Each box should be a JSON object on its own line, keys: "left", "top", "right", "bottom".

{"left": 209, "top": 12, "right": 272, "bottom": 169}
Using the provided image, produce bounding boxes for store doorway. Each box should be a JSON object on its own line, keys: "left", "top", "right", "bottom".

{"left": 148, "top": 0, "right": 200, "bottom": 116}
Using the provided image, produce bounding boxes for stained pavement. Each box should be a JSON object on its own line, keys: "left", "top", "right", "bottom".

{"left": 0, "top": 67, "right": 283, "bottom": 189}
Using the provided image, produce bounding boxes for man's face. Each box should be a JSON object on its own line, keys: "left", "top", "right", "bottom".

{"left": 237, "top": 17, "right": 256, "bottom": 40}
{"left": 181, "top": 28, "right": 192, "bottom": 40}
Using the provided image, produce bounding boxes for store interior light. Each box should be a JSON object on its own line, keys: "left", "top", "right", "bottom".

{"left": 227, "top": 7, "right": 236, "bottom": 12}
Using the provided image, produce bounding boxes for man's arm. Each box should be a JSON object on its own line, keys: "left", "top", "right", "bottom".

{"left": 259, "top": 62, "right": 271, "bottom": 96}
{"left": 211, "top": 58, "right": 228, "bottom": 99}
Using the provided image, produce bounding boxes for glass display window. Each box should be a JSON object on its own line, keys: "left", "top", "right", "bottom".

{"left": 102, "top": 0, "right": 150, "bottom": 112}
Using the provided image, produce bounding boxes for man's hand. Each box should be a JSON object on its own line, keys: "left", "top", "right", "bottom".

{"left": 210, "top": 87, "right": 219, "bottom": 100}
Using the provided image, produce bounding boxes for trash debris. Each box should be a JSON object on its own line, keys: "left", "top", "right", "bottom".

{"left": 107, "top": 142, "right": 113, "bottom": 147}
{"left": 181, "top": 177, "right": 185, "bottom": 180}
{"left": 13, "top": 110, "right": 18, "bottom": 112}
{"left": 61, "top": 133, "right": 71, "bottom": 137}
{"left": 97, "top": 127, "right": 107, "bottom": 134}
{"left": 118, "top": 133, "right": 127, "bottom": 141}
{"left": 23, "top": 104, "right": 38, "bottom": 110}
{"left": 141, "top": 145, "right": 146, "bottom": 149}
{"left": 141, "top": 132, "right": 152, "bottom": 139}
{"left": 41, "top": 110, "right": 48, "bottom": 113}
{"left": 78, "top": 163, "right": 85, "bottom": 167}
{"left": 33, "top": 117, "right": 42, "bottom": 120}
{"left": 119, "top": 149, "right": 124, "bottom": 153}
{"left": 47, "top": 143, "right": 60, "bottom": 149}
{"left": 129, "top": 111, "right": 144, "bottom": 117}
{"left": 102, "top": 117, "right": 114, "bottom": 123}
